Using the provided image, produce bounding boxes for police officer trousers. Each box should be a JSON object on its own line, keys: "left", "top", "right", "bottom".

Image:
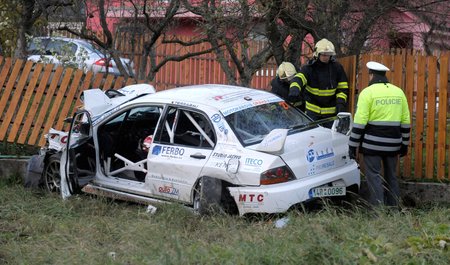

{"left": 363, "top": 154, "right": 400, "bottom": 207}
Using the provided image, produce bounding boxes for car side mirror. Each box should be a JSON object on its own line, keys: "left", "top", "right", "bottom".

{"left": 64, "top": 117, "right": 73, "bottom": 123}
{"left": 331, "top": 112, "right": 352, "bottom": 136}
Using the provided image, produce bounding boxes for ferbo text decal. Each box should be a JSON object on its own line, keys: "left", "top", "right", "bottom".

{"left": 152, "top": 145, "right": 185, "bottom": 159}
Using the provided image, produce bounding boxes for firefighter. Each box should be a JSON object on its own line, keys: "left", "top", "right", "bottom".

{"left": 289, "top": 38, "right": 349, "bottom": 127}
{"left": 348, "top": 61, "right": 411, "bottom": 207}
{"left": 270, "top": 62, "right": 303, "bottom": 109}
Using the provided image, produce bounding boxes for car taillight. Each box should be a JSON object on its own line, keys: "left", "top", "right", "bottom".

{"left": 260, "top": 166, "right": 295, "bottom": 185}
{"left": 94, "top": 58, "right": 112, "bottom": 67}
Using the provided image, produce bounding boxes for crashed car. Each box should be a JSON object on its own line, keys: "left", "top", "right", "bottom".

{"left": 31, "top": 83, "right": 360, "bottom": 216}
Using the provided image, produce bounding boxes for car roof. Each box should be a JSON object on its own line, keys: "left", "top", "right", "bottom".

{"left": 131, "top": 84, "right": 282, "bottom": 115}
{"left": 32, "top": 36, "right": 91, "bottom": 46}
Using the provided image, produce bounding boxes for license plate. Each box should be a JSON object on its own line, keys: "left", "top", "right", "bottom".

{"left": 310, "top": 186, "right": 346, "bottom": 198}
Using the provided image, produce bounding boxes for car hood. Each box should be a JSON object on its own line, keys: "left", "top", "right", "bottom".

{"left": 280, "top": 127, "right": 351, "bottom": 179}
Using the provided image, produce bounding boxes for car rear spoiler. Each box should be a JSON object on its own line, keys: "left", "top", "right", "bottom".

{"left": 254, "top": 112, "right": 353, "bottom": 154}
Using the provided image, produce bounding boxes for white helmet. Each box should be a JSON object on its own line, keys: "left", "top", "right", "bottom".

{"left": 314, "top": 38, "right": 336, "bottom": 57}
{"left": 366, "top": 61, "right": 390, "bottom": 72}
{"left": 276, "top": 62, "right": 296, "bottom": 80}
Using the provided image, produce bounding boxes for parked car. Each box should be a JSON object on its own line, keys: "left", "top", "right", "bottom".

{"left": 29, "top": 84, "right": 360, "bottom": 216}
{"left": 27, "top": 37, "right": 135, "bottom": 77}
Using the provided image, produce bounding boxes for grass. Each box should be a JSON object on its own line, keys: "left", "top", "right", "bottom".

{"left": 0, "top": 177, "right": 449, "bottom": 265}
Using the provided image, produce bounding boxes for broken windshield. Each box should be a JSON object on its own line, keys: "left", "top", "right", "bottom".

{"left": 225, "top": 102, "right": 310, "bottom": 146}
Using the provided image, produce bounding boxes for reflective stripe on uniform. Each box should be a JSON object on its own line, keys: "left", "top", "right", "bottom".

{"left": 336, "top": 92, "right": 347, "bottom": 101}
{"left": 362, "top": 143, "right": 401, "bottom": 152}
{"left": 305, "top": 86, "right": 336, "bottom": 97}
{"left": 337, "top": 81, "right": 348, "bottom": 89}
{"left": 364, "top": 134, "right": 402, "bottom": 144}
{"left": 305, "top": 101, "right": 336, "bottom": 114}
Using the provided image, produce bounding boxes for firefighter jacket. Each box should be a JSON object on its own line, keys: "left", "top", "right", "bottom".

{"left": 289, "top": 59, "right": 349, "bottom": 115}
{"left": 348, "top": 76, "right": 411, "bottom": 156}
{"left": 271, "top": 77, "right": 290, "bottom": 100}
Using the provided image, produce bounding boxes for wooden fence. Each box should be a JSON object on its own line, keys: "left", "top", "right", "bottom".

{"left": 0, "top": 50, "right": 448, "bottom": 180}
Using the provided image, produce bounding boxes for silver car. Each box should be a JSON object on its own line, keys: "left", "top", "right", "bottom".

{"left": 27, "top": 37, "right": 135, "bottom": 77}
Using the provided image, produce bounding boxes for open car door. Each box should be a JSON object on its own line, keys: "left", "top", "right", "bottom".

{"left": 61, "top": 110, "right": 96, "bottom": 198}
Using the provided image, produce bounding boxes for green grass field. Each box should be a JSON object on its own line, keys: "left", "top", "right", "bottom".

{"left": 0, "top": 176, "right": 449, "bottom": 265}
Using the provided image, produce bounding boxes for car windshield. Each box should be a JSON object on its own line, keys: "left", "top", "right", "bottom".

{"left": 81, "top": 41, "right": 107, "bottom": 56}
{"left": 225, "top": 102, "right": 311, "bottom": 146}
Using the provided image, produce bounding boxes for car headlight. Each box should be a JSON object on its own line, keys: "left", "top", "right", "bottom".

{"left": 260, "top": 166, "right": 296, "bottom": 185}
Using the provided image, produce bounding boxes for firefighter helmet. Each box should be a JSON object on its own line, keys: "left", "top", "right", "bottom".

{"left": 276, "top": 62, "right": 296, "bottom": 80}
{"left": 314, "top": 38, "right": 336, "bottom": 57}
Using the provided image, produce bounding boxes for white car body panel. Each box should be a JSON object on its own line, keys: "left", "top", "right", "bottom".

{"left": 55, "top": 84, "right": 359, "bottom": 215}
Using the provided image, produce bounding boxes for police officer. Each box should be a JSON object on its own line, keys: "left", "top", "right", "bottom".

{"left": 289, "top": 38, "right": 349, "bottom": 127}
{"left": 271, "top": 62, "right": 303, "bottom": 109}
{"left": 348, "top": 61, "right": 411, "bottom": 207}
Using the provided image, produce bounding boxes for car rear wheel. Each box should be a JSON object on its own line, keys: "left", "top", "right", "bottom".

{"left": 193, "top": 176, "right": 223, "bottom": 215}
{"left": 43, "top": 153, "right": 62, "bottom": 193}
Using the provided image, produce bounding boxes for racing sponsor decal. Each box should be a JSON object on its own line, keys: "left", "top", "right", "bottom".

{"left": 221, "top": 97, "right": 282, "bottom": 116}
{"left": 210, "top": 113, "right": 228, "bottom": 135}
{"left": 244, "top": 158, "right": 263, "bottom": 167}
{"left": 147, "top": 174, "right": 188, "bottom": 184}
{"left": 212, "top": 152, "right": 241, "bottom": 159}
{"left": 152, "top": 145, "right": 185, "bottom": 159}
{"left": 237, "top": 193, "right": 265, "bottom": 209}
{"left": 305, "top": 147, "right": 335, "bottom": 163}
{"left": 158, "top": 185, "right": 179, "bottom": 196}
{"left": 239, "top": 193, "right": 264, "bottom": 202}
{"left": 305, "top": 144, "right": 336, "bottom": 176}
{"left": 171, "top": 101, "right": 198, "bottom": 108}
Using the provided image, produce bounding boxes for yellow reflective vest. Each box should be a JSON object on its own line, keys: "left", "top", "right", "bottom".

{"left": 349, "top": 81, "right": 411, "bottom": 156}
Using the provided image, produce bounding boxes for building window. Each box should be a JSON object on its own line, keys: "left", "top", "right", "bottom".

{"left": 389, "top": 33, "right": 413, "bottom": 49}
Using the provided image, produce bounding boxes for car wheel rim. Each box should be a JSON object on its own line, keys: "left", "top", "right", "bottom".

{"left": 193, "top": 180, "right": 202, "bottom": 212}
{"left": 45, "top": 160, "right": 61, "bottom": 192}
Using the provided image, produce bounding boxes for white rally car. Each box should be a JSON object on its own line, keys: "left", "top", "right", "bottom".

{"left": 35, "top": 84, "right": 360, "bottom": 216}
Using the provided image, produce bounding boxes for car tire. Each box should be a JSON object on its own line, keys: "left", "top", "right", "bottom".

{"left": 42, "top": 153, "right": 62, "bottom": 193}
{"left": 193, "top": 176, "right": 223, "bottom": 215}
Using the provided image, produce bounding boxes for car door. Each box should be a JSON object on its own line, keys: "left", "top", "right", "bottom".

{"left": 147, "top": 106, "right": 216, "bottom": 203}
{"left": 62, "top": 110, "right": 97, "bottom": 195}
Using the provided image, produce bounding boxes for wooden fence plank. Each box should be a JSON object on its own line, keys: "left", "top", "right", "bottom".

{"left": 414, "top": 55, "right": 426, "bottom": 179}
{"left": 7, "top": 62, "right": 42, "bottom": 142}
{"left": 0, "top": 57, "right": 11, "bottom": 92}
{"left": 28, "top": 66, "right": 64, "bottom": 146}
{"left": 0, "top": 59, "right": 24, "bottom": 141}
{"left": 437, "top": 55, "right": 448, "bottom": 180}
{"left": 17, "top": 63, "right": 53, "bottom": 144}
{"left": 113, "top": 76, "right": 125, "bottom": 89}
{"left": 0, "top": 60, "right": 23, "bottom": 127}
{"left": 92, "top": 73, "right": 105, "bottom": 88}
{"left": 55, "top": 69, "right": 84, "bottom": 130}
{"left": 38, "top": 68, "right": 74, "bottom": 146}
{"left": 403, "top": 53, "right": 415, "bottom": 177}
{"left": 425, "top": 56, "right": 437, "bottom": 179}
{"left": 102, "top": 74, "right": 115, "bottom": 90}
{"left": 0, "top": 60, "right": 33, "bottom": 140}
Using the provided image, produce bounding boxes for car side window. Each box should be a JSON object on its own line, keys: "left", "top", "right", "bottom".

{"left": 156, "top": 107, "right": 215, "bottom": 148}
